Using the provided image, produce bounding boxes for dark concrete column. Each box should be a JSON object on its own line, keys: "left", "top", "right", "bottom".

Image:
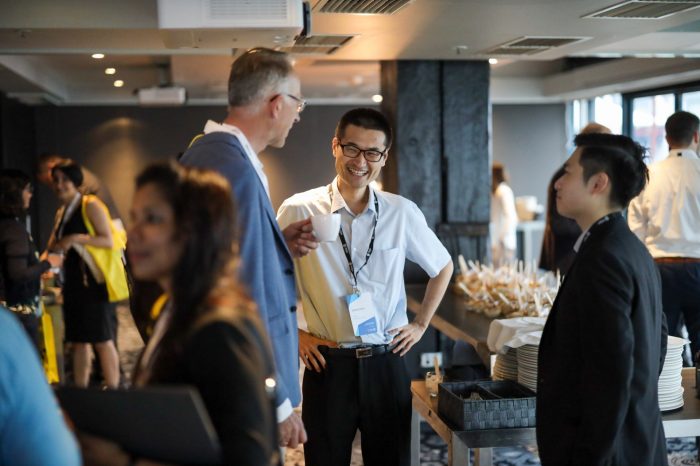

{"left": 381, "top": 60, "right": 490, "bottom": 262}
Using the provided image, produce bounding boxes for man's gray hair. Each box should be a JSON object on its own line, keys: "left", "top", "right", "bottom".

{"left": 228, "top": 47, "right": 295, "bottom": 107}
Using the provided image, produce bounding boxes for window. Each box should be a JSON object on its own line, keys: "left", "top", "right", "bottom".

{"left": 592, "top": 94, "right": 622, "bottom": 134}
{"left": 571, "top": 99, "right": 590, "bottom": 135}
{"left": 631, "top": 94, "right": 674, "bottom": 163}
{"left": 681, "top": 90, "right": 700, "bottom": 116}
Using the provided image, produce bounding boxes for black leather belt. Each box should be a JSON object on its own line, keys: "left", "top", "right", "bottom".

{"left": 321, "top": 344, "right": 392, "bottom": 359}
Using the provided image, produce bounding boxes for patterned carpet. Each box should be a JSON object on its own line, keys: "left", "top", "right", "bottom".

{"left": 116, "top": 308, "right": 699, "bottom": 466}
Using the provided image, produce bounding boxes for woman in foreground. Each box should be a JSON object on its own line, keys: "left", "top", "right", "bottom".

{"left": 81, "top": 162, "right": 279, "bottom": 465}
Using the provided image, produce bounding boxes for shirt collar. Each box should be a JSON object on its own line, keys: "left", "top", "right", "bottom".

{"left": 668, "top": 148, "right": 699, "bottom": 160}
{"left": 572, "top": 212, "right": 621, "bottom": 252}
{"left": 330, "top": 177, "right": 378, "bottom": 216}
{"left": 202, "top": 120, "right": 264, "bottom": 170}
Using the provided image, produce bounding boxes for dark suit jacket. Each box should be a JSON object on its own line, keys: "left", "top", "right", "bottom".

{"left": 536, "top": 213, "right": 668, "bottom": 466}
{"left": 142, "top": 313, "right": 279, "bottom": 466}
{"left": 180, "top": 132, "right": 301, "bottom": 408}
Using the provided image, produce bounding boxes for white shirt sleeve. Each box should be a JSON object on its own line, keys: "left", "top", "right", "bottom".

{"left": 404, "top": 201, "right": 452, "bottom": 277}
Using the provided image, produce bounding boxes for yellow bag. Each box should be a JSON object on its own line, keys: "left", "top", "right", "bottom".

{"left": 81, "top": 195, "right": 129, "bottom": 302}
{"left": 40, "top": 301, "right": 60, "bottom": 384}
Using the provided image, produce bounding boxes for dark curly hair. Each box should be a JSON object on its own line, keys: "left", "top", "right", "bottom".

{"left": 0, "top": 169, "right": 31, "bottom": 217}
{"left": 574, "top": 132, "right": 649, "bottom": 208}
{"left": 132, "top": 162, "right": 257, "bottom": 381}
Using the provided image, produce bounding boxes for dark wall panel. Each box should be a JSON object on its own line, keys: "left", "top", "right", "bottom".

{"left": 0, "top": 94, "right": 38, "bottom": 236}
{"left": 381, "top": 61, "right": 442, "bottom": 229}
{"left": 30, "top": 104, "right": 358, "bottom": 247}
{"left": 442, "top": 61, "right": 490, "bottom": 225}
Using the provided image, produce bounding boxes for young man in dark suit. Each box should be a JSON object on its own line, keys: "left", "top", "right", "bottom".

{"left": 536, "top": 133, "right": 668, "bottom": 466}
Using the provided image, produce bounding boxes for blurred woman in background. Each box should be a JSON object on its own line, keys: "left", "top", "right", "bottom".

{"left": 47, "top": 160, "right": 120, "bottom": 388}
{"left": 0, "top": 169, "right": 62, "bottom": 351}
{"left": 491, "top": 162, "right": 518, "bottom": 266}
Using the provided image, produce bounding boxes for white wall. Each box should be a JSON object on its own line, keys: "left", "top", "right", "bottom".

{"left": 492, "top": 104, "right": 569, "bottom": 207}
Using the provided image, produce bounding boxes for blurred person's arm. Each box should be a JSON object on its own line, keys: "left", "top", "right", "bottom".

{"left": 3, "top": 221, "right": 50, "bottom": 283}
{"left": 55, "top": 198, "right": 113, "bottom": 251}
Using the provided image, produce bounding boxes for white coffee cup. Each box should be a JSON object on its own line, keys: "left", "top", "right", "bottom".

{"left": 311, "top": 213, "right": 341, "bottom": 242}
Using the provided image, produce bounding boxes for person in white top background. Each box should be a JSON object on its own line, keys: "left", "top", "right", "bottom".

{"left": 490, "top": 162, "right": 518, "bottom": 266}
{"left": 629, "top": 110, "right": 700, "bottom": 365}
{"left": 277, "top": 108, "right": 453, "bottom": 466}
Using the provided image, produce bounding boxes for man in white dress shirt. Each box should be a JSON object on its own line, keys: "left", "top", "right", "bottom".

{"left": 628, "top": 110, "right": 700, "bottom": 364}
{"left": 277, "top": 108, "right": 453, "bottom": 466}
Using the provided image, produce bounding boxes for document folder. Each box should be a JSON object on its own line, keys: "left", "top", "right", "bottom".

{"left": 56, "top": 385, "right": 222, "bottom": 464}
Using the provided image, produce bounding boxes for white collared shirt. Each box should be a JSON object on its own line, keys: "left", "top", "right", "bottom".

{"left": 277, "top": 178, "right": 452, "bottom": 345}
{"left": 203, "top": 120, "right": 270, "bottom": 198}
{"left": 628, "top": 149, "right": 700, "bottom": 258}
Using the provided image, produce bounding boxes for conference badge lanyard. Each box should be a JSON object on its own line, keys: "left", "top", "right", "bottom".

{"left": 330, "top": 184, "right": 380, "bottom": 336}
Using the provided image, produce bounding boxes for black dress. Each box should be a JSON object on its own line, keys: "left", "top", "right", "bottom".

{"left": 58, "top": 201, "right": 115, "bottom": 343}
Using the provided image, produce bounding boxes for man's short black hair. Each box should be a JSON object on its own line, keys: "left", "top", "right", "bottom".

{"left": 335, "top": 108, "right": 393, "bottom": 150}
{"left": 574, "top": 132, "right": 648, "bottom": 208}
{"left": 665, "top": 111, "right": 700, "bottom": 147}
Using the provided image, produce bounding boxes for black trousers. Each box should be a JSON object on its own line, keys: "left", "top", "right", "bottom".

{"left": 302, "top": 346, "right": 411, "bottom": 466}
{"left": 657, "top": 261, "right": 700, "bottom": 363}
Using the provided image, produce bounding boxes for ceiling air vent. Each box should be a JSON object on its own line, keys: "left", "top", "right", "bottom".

{"left": 313, "top": 0, "right": 413, "bottom": 14}
{"left": 583, "top": 1, "right": 700, "bottom": 19}
{"left": 482, "top": 36, "right": 588, "bottom": 56}
{"left": 282, "top": 34, "right": 354, "bottom": 54}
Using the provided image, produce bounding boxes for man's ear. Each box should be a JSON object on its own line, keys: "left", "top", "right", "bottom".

{"left": 694, "top": 131, "right": 699, "bottom": 145}
{"left": 268, "top": 94, "right": 282, "bottom": 119}
{"left": 589, "top": 172, "right": 610, "bottom": 195}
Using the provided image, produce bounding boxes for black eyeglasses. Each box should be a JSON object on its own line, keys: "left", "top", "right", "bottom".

{"left": 285, "top": 94, "right": 306, "bottom": 113}
{"left": 338, "top": 143, "right": 386, "bottom": 163}
{"left": 271, "top": 93, "right": 306, "bottom": 113}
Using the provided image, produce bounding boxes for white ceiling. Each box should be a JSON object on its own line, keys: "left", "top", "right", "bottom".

{"left": 2, "top": 0, "right": 700, "bottom": 105}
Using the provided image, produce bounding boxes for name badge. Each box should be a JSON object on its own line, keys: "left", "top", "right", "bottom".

{"left": 345, "top": 292, "right": 378, "bottom": 336}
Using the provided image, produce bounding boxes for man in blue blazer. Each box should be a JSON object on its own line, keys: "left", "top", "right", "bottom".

{"left": 180, "top": 47, "right": 318, "bottom": 448}
{"left": 537, "top": 133, "right": 668, "bottom": 465}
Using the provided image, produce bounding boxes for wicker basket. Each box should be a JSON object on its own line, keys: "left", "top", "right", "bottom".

{"left": 437, "top": 380, "right": 536, "bottom": 430}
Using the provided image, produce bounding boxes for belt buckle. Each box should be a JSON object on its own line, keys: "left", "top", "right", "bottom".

{"left": 355, "top": 347, "right": 373, "bottom": 359}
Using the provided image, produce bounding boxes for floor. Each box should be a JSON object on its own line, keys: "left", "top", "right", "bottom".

{"left": 115, "top": 307, "right": 699, "bottom": 466}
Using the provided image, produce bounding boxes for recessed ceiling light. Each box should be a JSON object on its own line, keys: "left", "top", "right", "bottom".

{"left": 105, "top": 67, "right": 116, "bottom": 75}
{"left": 372, "top": 94, "right": 383, "bottom": 103}
{"left": 113, "top": 80, "right": 124, "bottom": 88}
{"left": 92, "top": 53, "right": 105, "bottom": 59}
{"left": 488, "top": 58, "right": 498, "bottom": 65}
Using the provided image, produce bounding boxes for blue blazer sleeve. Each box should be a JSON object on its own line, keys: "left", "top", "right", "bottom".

{"left": 180, "top": 134, "right": 301, "bottom": 408}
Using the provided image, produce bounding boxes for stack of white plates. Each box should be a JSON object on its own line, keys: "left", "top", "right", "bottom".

{"left": 492, "top": 348, "right": 518, "bottom": 381}
{"left": 517, "top": 344, "right": 539, "bottom": 392}
{"left": 658, "top": 336, "right": 686, "bottom": 412}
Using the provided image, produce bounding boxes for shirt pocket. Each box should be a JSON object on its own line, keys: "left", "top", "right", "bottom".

{"left": 368, "top": 247, "right": 399, "bottom": 284}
